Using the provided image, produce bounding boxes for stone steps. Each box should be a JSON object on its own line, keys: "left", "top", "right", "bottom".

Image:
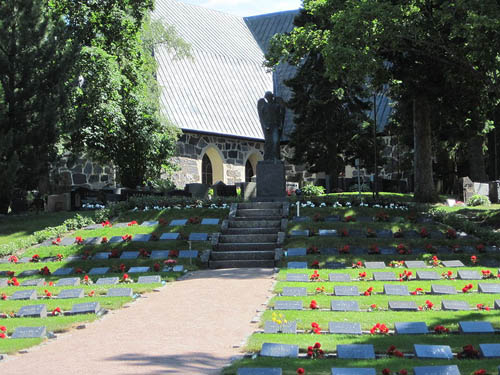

{"left": 227, "top": 220, "right": 281, "bottom": 228}
{"left": 208, "top": 259, "right": 275, "bottom": 269}
{"left": 224, "top": 228, "right": 278, "bottom": 235}
{"left": 210, "top": 250, "right": 275, "bottom": 261}
{"left": 231, "top": 215, "right": 282, "bottom": 222}
{"left": 236, "top": 208, "right": 282, "bottom": 217}
{"left": 219, "top": 234, "right": 278, "bottom": 243}
{"left": 216, "top": 242, "right": 277, "bottom": 251}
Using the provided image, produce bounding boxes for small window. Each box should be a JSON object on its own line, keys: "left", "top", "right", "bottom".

{"left": 202, "top": 154, "right": 213, "bottom": 185}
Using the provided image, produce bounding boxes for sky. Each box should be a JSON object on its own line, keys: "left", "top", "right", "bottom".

{"left": 177, "top": 0, "right": 302, "bottom": 16}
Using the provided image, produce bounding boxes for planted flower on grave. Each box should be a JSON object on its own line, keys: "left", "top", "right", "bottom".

{"left": 471, "top": 255, "right": 478, "bottom": 264}
{"left": 121, "top": 234, "right": 132, "bottom": 242}
{"left": 340, "top": 245, "right": 350, "bottom": 254}
{"left": 52, "top": 307, "right": 62, "bottom": 316}
{"left": 169, "top": 250, "right": 179, "bottom": 258}
{"left": 368, "top": 244, "right": 380, "bottom": 254}
{"left": 399, "top": 270, "right": 412, "bottom": 281}
{"left": 164, "top": 259, "right": 177, "bottom": 266}
{"left": 8, "top": 277, "right": 19, "bottom": 286}
{"left": 188, "top": 216, "right": 201, "bottom": 224}
{"left": 352, "top": 261, "right": 363, "bottom": 269}
{"left": 375, "top": 211, "right": 389, "bottom": 222}
{"left": 358, "top": 271, "right": 367, "bottom": 280}
{"left": 310, "top": 260, "right": 320, "bottom": 269}
{"left": 446, "top": 228, "right": 457, "bottom": 239}
{"left": 108, "top": 249, "right": 120, "bottom": 259}
{"left": 88, "top": 290, "right": 95, "bottom": 297}
{"left": 368, "top": 303, "right": 378, "bottom": 311}
{"left": 150, "top": 233, "right": 159, "bottom": 241}
{"left": 473, "top": 370, "right": 489, "bottom": 375}
{"left": 309, "top": 300, "right": 319, "bottom": 309}
{"left": 366, "top": 228, "right": 376, "bottom": 238}
{"left": 139, "top": 248, "right": 150, "bottom": 258}
{"left": 101, "top": 236, "right": 108, "bottom": 243}
{"left": 393, "top": 229, "right": 404, "bottom": 238}
{"left": 82, "top": 275, "right": 93, "bottom": 285}
{"left": 306, "top": 245, "right": 319, "bottom": 254}
{"left": 476, "top": 243, "right": 486, "bottom": 253}
{"left": 481, "top": 269, "right": 496, "bottom": 279}
{"left": 476, "top": 303, "right": 491, "bottom": 311}
{"left": 48, "top": 281, "right": 54, "bottom": 286}
{"left": 397, "top": 244, "right": 410, "bottom": 255}
{"left": 8, "top": 255, "right": 18, "bottom": 263}
{"left": 75, "top": 236, "right": 84, "bottom": 245}
{"left": 296, "top": 369, "right": 305, "bottom": 375}
{"left": 387, "top": 345, "right": 404, "bottom": 357}
{"left": 159, "top": 218, "right": 167, "bottom": 226}
{"left": 153, "top": 263, "right": 162, "bottom": 272}
{"left": 430, "top": 255, "right": 441, "bottom": 267}
{"left": 343, "top": 215, "right": 355, "bottom": 222}
{"left": 127, "top": 220, "right": 138, "bottom": 226}
{"left": 370, "top": 323, "right": 389, "bottom": 334}
{"left": 6, "top": 271, "right": 14, "bottom": 277}
{"left": 419, "top": 228, "right": 429, "bottom": 238}
{"left": 52, "top": 238, "right": 61, "bottom": 246}
{"left": 307, "top": 342, "right": 324, "bottom": 359}
{"left": 1, "top": 293, "right": 7, "bottom": 300}
{"left": 418, "top": 300, "right": 434, "bottom": 310}
{"left": 310, "top": 270, "right": 321, "bottom": 281}
{"left": 315, "top": 286, "right": 325, "bottom": 294}
{"left": 425, "top": 243, "right": 436, "bottom": 254}
{"left": 433, "top": 325, "right": 449, "bottom": 334}
{"left": 39, "top": 266, "right": 51, "bottom": 276}
{"left": 311, "top": 322, "right": 321, "bottom": 334}
{"left": 0, "top": 326, "right": 6, "bottom": 339}
{"left": 56, "top": 253, "right": 64, "bottom": 261}
{"left": 102, "top": 220, "right": 112, "bottom": 227}
{"left": 121, "top": 273, "right": 133, "bottom": 283}
{"left": 457, "top": 344, "right": 480, "bottom": 359}
{"left": 389, "top": 260, "right": 404, "bottom": 268}
{"left": 363, "top": 286, "right": 374, "bottom": 296}
{"left": 449, "top": 244, "right": 461, "bottom": 253}
{"left": 75, "top": 267, "right": 85, "bottom": 274}
{"left": 272, "top": 312, "right": 287, "bottom": 326}
{"left": 410, "top": 287, "right": 424, "bottom": 295}
{"left": 119, "top": 263, "right": 127, "bottom": 273}
{"left": 312, "top": 213, "right": 323, "bottom": 222}
{"left": 340, "top": 228, "right": 349, "bottom": 237}
{"left": 462, "top": 283, "right": 474, "bottom": 293}
{"left": 31, "top": 254, "right": 41, "bottom": 262}
{"left": 44, "top": 289, "right": 52, "bottom": 298}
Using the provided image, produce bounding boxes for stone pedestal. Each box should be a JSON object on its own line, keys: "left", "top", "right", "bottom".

{"left": 256, "top": 160, "right": 286, "bottom": 199}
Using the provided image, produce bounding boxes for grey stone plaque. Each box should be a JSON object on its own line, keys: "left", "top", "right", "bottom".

{"left": 70, "top": 302, "right": 101, "bottom": 315}
{"left": 325, "top": 215, "right": 340, "bottom": 222}
{"left": 132, "top": 234, "right": 151, "bottom": 242}
{"left": 388, "top": 300, "right": 418, "bottom": 311}
{"left": 290, "top": 230, "right": 309, "bottom": 237}
{"left": 128, "top": 266, "right": 150, "bottom": 273}
{"left": 286, "top": 248, "right": 307, "bottom": 256}
{"left": 457, "top": 270, "right": 481, "bottom": 280}
{"left": 137, "top": 275, "right": 161, "bottom": 284}
{"left": 405, "top": 230, "right": 419, "bottom": 238}
{"left": 325, "top": 261, "right": 345, "bottom": 269}
{"left": 337, "top": 344, "right": 375, "bottom": 359}
{"left": 83, "top": 237, "right": 101, "bottom": 245}
{"left": 331, "top": 369, "right": 375, "bottom": 375}
{"left": 141, "top": 220, "right": 159, "bottom": 226}
{"left": 112, "top": 222, "right": 129, "bottom": 228}
{"left": 260, "top": 343, "right": 299, "bottom": 358}
{"left": 417, "top": 271, "right": 440, "bottom": 280}
{"left": 88, "top": 267, "right": 109, "bottom": 275}
{"left": 20, "top": 278, "right": 45, "bottom": 287}
{"left": 17, "top": 304, "right": 47, "bottom": 318}
{"left": 292, "top": 216, "right": 311, "bottom": 222}
{"left": 357, "top": 216, "right": 372, "bottom": 222}
{"left": 319, "top": 229, "right": 338, "bottom": 237}
{"left": 321, "top": 248, "right": 339, "bottom": 256}
{"left": 201, "top": 218, "right": 219, "bottom": 225}
{"left": 18, "top": 257, "right": 32, "bottom": 263}
{"left": 18, "top": 269, "right": 39, "bottom": 277}
{"left": 108, "top": 236, "right": 124, "bottom": 244}
{"left": 478, "top": 283, "right": 500, "bottom": 294}
{"left": 384, "top": 284, "right": 409, "bottom": 296}
{"left": 414, "top": 344, "right": 453, "bottom": 359}
{"left": 56, "top": 278, "right": 80, "bottom": 287}
{"left": 172, "top": 265, "right": 184, "bottom": 272}
{"left": 170, "top": 219, "right": 187, "bottom": 226}
{"left": 120, "top": 251, "right": 139, "bottom": 259}
{"left": 441, "top": 260, "right": 465, "bottom": 267}
{"left": 282, "top": 287, "right": 307, "bottom": 297}
{"left": 430, "top": 231, "right": 445, "bottom": 239}
{"left": 264, "top": 321, "right": 297, "bottom": 334}
{"left": 334, "top": 285, "right": 359, "bottom": 296}
{"left": 406, "top": 261, "right": 426, "bottom": 268}
{"left": 188, "top": 233, "right": 208, "bottom": 241}
{"left": 380, "top": 247, "right": 396, "bottom": 255}
{"left": 58, "top": 288, "right": 84, "bottom": 299}
{"left": 0, "top": 278, "right": 7, "bottom": 287}
{"left": 52, "top": 268, "right": 73, "bottom": 276}
{"left": 431, "top": 285, "right": 457, "bottom": 294}
{"left": 394, "top": 322, "right": 428, "bottom": 334}
{"left": 459, "top": 321, "right": 494, "bottom": 334}
{"left": 287, "top": 262, "right": 307, "bottom": 269}
{"left": 349, "top": 229, "right": 364, "bottom": 237}
{"left": 60, "top": 237, "right": 76, "bottom": 246}
{"left": 495, "top": 299, "right": 500, "bottom": 309}
{"left": 329, "top": 322, "right": 362, "bottom": 335}
{"left": 179, "top": 250, "right": 199, "bottom": 258}
{"left": 286, "top": 273, "right": 308, "bottom": 282}
{"left": 365, "top": 262, "right": 386, "bottom": 269}
{"left": 331, "top": 300, "right": 360, "bottom": 311}
{"left": 376, "top": 230, "right": 393, "bottom": 238}
{"left": 479, "top": 343, "right": 500, "bottom": 358}
{"left": 107, "top": 288, "right": 133, "bottom": 297}
{"left": 12, "top": 326, "right": 46, "bottom": 339}
{"left": 274, "top": 300, "right": 303, "bottom": 310}
{"left": 328, "top": 273, "right": 350, "bottom": 282}
{"left": 413, "top": 365, "right": 460, "bottom": 375}
{"left": 237, "top": 368, "right": 282, "bottom": 375}
{"left": 441, "top": 300, "right": 470, "bottom": 310}
{"left": 84, "top": 224, "right": 102, "bottom": 230}
{"left": 11, "top": 289, "right": 37, "bottom": 300}
{"left": 373, "top": 272, "right": 397, "bottom": 281}
{"left": 159, "top": 233, "right": 180, "bottom": 240}
{"left": 96, "top": 277, "right": 119, "bottom": 285}
{"left": 93, "top": 252, "right": 111, "bottom": 260}
{"left": 151, "top": 250, "right": 171, "bottom": 259}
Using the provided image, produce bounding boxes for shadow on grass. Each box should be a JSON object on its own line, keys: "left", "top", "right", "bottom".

{"left": 183, "top": 267, "right": 275, "bottom": 281}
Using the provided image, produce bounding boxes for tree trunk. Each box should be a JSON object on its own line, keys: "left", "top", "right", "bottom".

{"left": 327, "top": 142, "right": 339, "bottom": 191}
{"left": 413, "top": 97, "right": 438, "bottom": 202}
{"left": 467, "top": 134, "right": 488, "bottom": 182}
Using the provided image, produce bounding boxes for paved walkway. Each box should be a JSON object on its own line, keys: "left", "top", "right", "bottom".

{"left": 1, "top": 268, "right": 275, "bottom": 375}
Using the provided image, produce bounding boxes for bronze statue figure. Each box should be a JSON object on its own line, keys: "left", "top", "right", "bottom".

{"left": 257, "top": 91, "right": 286, "bottom": 161}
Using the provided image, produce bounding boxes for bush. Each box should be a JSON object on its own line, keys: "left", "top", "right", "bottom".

{"left": 467, "top": 194, "right": 491, "bottom": 206}
{"left": 348, "top": 183, "right": 371, "bottom": 192}
{"left": 301, "top": 183, "right": 325, "bottom": 196}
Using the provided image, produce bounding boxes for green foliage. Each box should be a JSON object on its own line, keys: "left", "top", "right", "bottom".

{"left": 467, "top": 194, "right": 491, "bottom": 207}
{"left": 301, "top": 183, "right": 325, "bottom": 197}
{"left": 348, "top": 183, "right": 371, "bottom": 192}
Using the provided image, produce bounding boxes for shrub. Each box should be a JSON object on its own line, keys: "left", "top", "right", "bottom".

{"left": 467, "top": 194, "right": 490, "bottom": 206}
{"left": 301, "top": 183, "right": 325, "bottom": 196}
{"left": 348, "top": 183, "right": 371, "bottom": 192}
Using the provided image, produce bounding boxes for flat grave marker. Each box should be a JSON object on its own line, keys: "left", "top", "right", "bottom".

{"left": 459, "top": 321, "right": 494, "bottom": 334}
{"left": 373, "top": 272, "right": 398, "bottom": 281}
{"left": 0, "top": 278, "right": 7, "bottom": 287}
{"left": 331, "top": 369, "right": 376, "bottom": 375}
{"left": 96, "top": 277, "right": 119, "bottom": 285}
{"left": 365, "top": 262, "right": 386, "bottom": 269}
{"left": 380, "top": 247, "right": 396, "bottom": 255}
{"left": 357, "top": 216, "right": 372, "bottom": 223}
{"left": 282, "top": 287, "right": 307, "bottom": 297}
{"left": 128, "top": 266, "right": 150, "bottom": 273}
{"left": 376, "top": 230, "right": 393, "bottom": 238}
{"left": 286, "top": 248, "right": 307, "bottom": 257}
{"left": 172, "top": 265, "right": 184, "bottom": 272}
{"left": 417, "top": 271, "right": 440, "bottom": 280}
{"left": 112, "top": 222, "right": 129, "bottom": 228}
{"left": 201, "top": 218, "right": 219, "bottom": 225}
{"left": 286, "top": 274, "right": 308, "bottom": 282}
{"left": 274, "top": 300, "right": 303, "bottom": 310}
{"left": 457, "top": 270, "right": 481, "bottom": 280}
{"left": 108, "top": 236, "right": 124, "bottom": 244}
{"left": 349, "top": 229, "right": 364, "bottom": 237}
{"left": 159, "top": 233, "right": 180, "bottom": 241}
{"left": 56, "top": 277, "right": 80, "bottom": 287}
{"left": 328, "top": 322, "right": 362, "bottom": 335}
{"left": 237, "top": 368, "right": 282, "bottom": 375}
{"left": 11, "top": 290, "right": 37, "bottom": 300}
{"left": 71, "top": 302, "right": 101, "bottom": 315}
{"left": 441, "top": 260, "right": 465, "bottom": 267}
{"left": 441, "top": 300, "right": 470, "bottom": 311}
{"left": 17, "top": 304, "right": 47, "bottom": 318}
{"left": 141, "top": 221, "right": 159, "bottom": 227}
{"left": 388, "top": 301, "right": 418, "bottom": 311}
{"left": 406, "top": 261, "right": 427, "bottom": 268}
{"left": 334, "top": 285, "right": 359, "bottom": 296}
{"left": 290, "top": 230, "right": 309, "bottom": 237}
{"left": 264, "top": 321, "right": 297, "bottom": 334}
{"left": 83, "top": 237, "right": 101, "bottom": 245}
{"left": 292, "top": 216, "right": 310, "bottom": 222}
{"left": 319, "top": 229, "right": 338, "bottom": 237}
{"left": 431, "top": 284, "right": 457, "bottom": 295}
{"left": 179, "top": 250, "right": 199, "bottom": 258}
{"left": 479, "top": 343, "right": 500, "bottom": 358}
{"left": 137, "top": 275, "right": 161, "bottom": 284}
{"left": 430, "top": 231, "right": 445, "bottom": 239}
{"left": 495, "top": 299, "right": 500, "bottom": 309}
{"left": 88, "top": 267, "right": 109, "bottom": 275}
{"left": 18, "top": 269, "right": 39, "bottom": 277}
{"left": 107, "top": 288, "right": 133, "bottom": 297}
{"left": 328, "top": 273, "right": 350, "bottom": 282}
{"left": 414, "top": 344, "right": 453, "bottom": 359}
{"left": 394, "top": 322, "right": 428, "bottom": 334}
{"left": 478, "top": 283, "right": 500, "bottom": 294}
{"left": 58, "top": 288, "right": 84, "bottom": 299}
{"left": 260, "top": 343, "right": 299, "bottom": 358}
{"left": 170, "top": 219, "right": 187, "bottom": 226}
{"left": 287, "top": 262, "right": 307, "bottom": 269}
{"left": 18, "top": 257, "right": 32, "bottom": 263}
{"left": 59, "top": 237, "right": 76, "bottom": 246}
{"left": 325, "top": 261, "right": 344, "bottom": 269}
{"left": 331, "top": 300, "right": 360, "bottom": 312}
{"left": 413, "top": 365, "right": 460, "bottom": 375}
{"left": 132, "top": 234, "right": 151, "bottom": 242}
{"left": 12, "top": 326, "right": 46, "bottom": 339}
{"left": 384, "top": 284, "right": 410, "bottom": 296}
{"left": 52, "top": 268, "right": 74, "bottom": 276}
{"left": 93, "top": 252, "right": 112, "bottom": 260}
{"left": 84, "top": 224, "right": 102, "bottom": 230}
{"left": 324, "top": 215, "right": 340, "bottom": 222}
{"left": 405, "top": 230, "right": 419, "bottom": 238}
{"left": 150, "top": 250, "right": 171, "bottom": 259}
{"left": 188, "top": 233, "right": 208, "bottom": 241}
{"left": 120, "top": 251, "right": 139, "bottom": 260}
{"left": 20, "top": 278, "right": 45, "bottom": 287}
{"left": 337, "top": 344, "right": 375, "bottom": 359}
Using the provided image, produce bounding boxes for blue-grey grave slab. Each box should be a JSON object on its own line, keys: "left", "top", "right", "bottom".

{"left": 461, "top": 246, "right": 475, "bottom": 253}
{"left": 430, "top": 231, "right": 445, "bottom": 239}
{"left": 40, "top": 239, "right": 53, "bottom": 247}
{"left": 169, "top": 219, "right": 187, "bottom": 226}
{"left": 71, "top": 302, "right": 101, "bottom": 315}
{"left": 413, "top": 365, "right": 460, "bottom": 375}
{"left": 329, "top": 273, "right": 350, "bottom": 282}
{"left": 88, "top": 267, "right": 109, "bottom": 275}
{"left": 11, "top": 290, "right": 37, "bottom": 300}
{"left": 417, "top": 271, "right": 440, "bottom": 280}
{"left": 394, "top": 322, "right": 428, "bottom": 334}
{"left": 201, "top": 218, "right": 219, "bottom": 225}
{"left": 18, "top": 269, "right": 39, "bottom": 277}
{"left": 376, "top": 230, "right": 393, "bottom": 238}
{"left": 325, "top": 261, "right": 345, "bottom": 269}
{"left": 319, "top": 229, "right": 338, "bottom": 237}
{"left": 65, "top": 255, "right": 82, "bottom": 262}
{"left": 286, "top": 248, "right": 307, "bottom": 257}
{"left": 84, "top": 224, "right": 102, "bottom": 230}
{"left": 437, "top": 246, "right": 451, "bottom": 254}
{"left": 0, "top": 278, "right": 7, "bottom": 287}
{"left": 479, "top": 343, "right": 500, "bottom": 358}
{"left": 172, "top": 265, "right": 184, "bottom": 272}
{"left": 337, "top": 344, "right": 375, "bottom": 359}
{"left": 96, "top": 277, "right": 119, "bottom": 285}
{"left": 260, "top": 343, "right": 299, "bottom": 358}
{"left": 141, "top": 220, "right": 159, "bottom": 227}
{"left": 113, "top": 222, "right": 129, "bottom": 228}
{"left": 132, "top": 234, "right": 151, "bottom": 242}
{"left": 459, "top": 321, "right": 494, "bottom": 334}
{"left": 441, "top": 260, "right": 465, "bottom": 267}
{"left": 274, "top": 300, "right": 303, "bottom": 310}
{"left": 107, "top": 288, "right": 133, "bottom": 297}
{"left": 329, "top": 322, "right": 362, "bottom": 335}
{"left": 364, "top": 262, "right": 386, "bottom": 269}
{"left": 83, "top": 237, "right": 101, "bottom": 245}
{"left": 18, "top": 257, "right": 32, "bottom": 263}
{"left": 495, "top": 299, "right": 500, "bottom": 309}
{"left": 458, "top": 270, "right": 481, "bottom": 280}
{"left": 282, "top": 287, "right": 307, "bottom": 297}
{"left": 264, "top": 321, "right": 297, "bottom": 334}
{"left": 380, "top": 247, "right": 396, "bottom": 255}
{"left": 331, "top": 369, "right": 375, "bottom": 375}
{"left": 188, "top": 233, "right": 208, "bottom": 241}
{"left": 373, "top": 272, "right": 398, "bottom": 281}
{"left": 128, "top": 266, "right": 150, "bottom": 273}
{"left": 334, "top": 285, "right": 359, "bottom": 296}
{"left": 405, "top": 230, "right": 419, "bottom": 238}
{"left": 411, "top": 248, "right": 425, "bottom": 255}
{"left": 52, "top": 268, "right": 74, "bottom": 276}
{"left": 478, "top": 283, "right": 500, "bottom": 294}
{"left": 58, "top": 288, "right": 84, "bottom": 299}
{"left": 290, "top": 230, "right": 309, "bottom": 237}
{"left": 17, "top": 304, "right": 47, "bottom": 318}
{"left": 384, "top": 284, "right": 410, "bottom": 296}
{"left": 321, "top": 248, "right": 339, "bottom": 256}
{"left": 56, "top": 277, "right": 80, "bottom": 287}
{"left": 331, "top": 300, "right": 360, "bottom": 312}
{"left": 120, "top": 251, "right": 140, "bottom": 260}
{"left": 138, "top": 275, "right": 161, "bottom": 284}
{"left": 292, "top": 216, "right": 311, "bottom": 222}
{"left": 159, "top": 232, "right": 180, "bottom": 241}
{"left": 431, "top": 284, "right": 457, "bottom": 295}
{"left": 151, "top": 250, "right": 171, "bottom": 259}
{"left": 414, "top": 344, "right": 453, "bottom": 359}
{"left": 237, "top": 368, "right": 282, "bottom": 375}
{"left": 179, "top": 250, "right": 199, "bottom": 258}
{"left": 93, "top": 252, "right": 111, "bottom": 260}
{"left": 21, "top": 278, "right": 45, "bottom": 287}
{"left": 406, "top": 260, "right": 427, "bottom": 268}
{"left": 325, "top": 215, "right": 340, "bottom": 222}
{"left": 349, "top": 229, "right": 364, "bottom": 237}
{"left": 12, "top": 326, "right": 46, "bottom": 339}
{"left": 59, "top": 237, "right": 76, "bottom": 246}
{"left": 286, "top": 273, "right": 308, "bottom": 282}
{"left": 287, "top": 262, "right": 307, "bottom": 269}
{"left": 388, "top": 300, "right": 418, "bottom": 311}
{"left": 108, "top": 236, "right": 124, "bottom": 244}
{"left": 441, "top": 300, "right": 470, "bottom": 310}
{"left": 357, "top": 216, "right": 372, "bottom": 223}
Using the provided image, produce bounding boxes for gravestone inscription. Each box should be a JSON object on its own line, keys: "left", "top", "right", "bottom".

{"left": 417, "top": 271, "right": 440, "bottom": 280}
{"left": 457, "top": 270, "right": 481, "bottom": 280}
{"left": 58, "top": 288, "right": 84, "bottom": 299}
{"left": 413, "top": 365, "right": 460, "bottom": 375}
{"left": 431, "top": 285, "right": 457, "bottom": 295}
{"left": 274, "top": 300, "right": 303, "bottom": 310}
{"left": 159, "top": 233, "right": 180, "bottom": 240}
{"left": 107, "top": 288, "right": 133, "bottom": 297}
{"left": 287, "top": 262, "right": 307, "bottom": 269}
{"left": 138, "top": 276, "right": 161, "bottom": 284}
{"left": 237, "top": 368, "right": 282, "bottom": 375}
{"left": 334, "top": 285, "right": 359, "bottom": 296}
{"left": 11, "top": 290, "right": 37, "bottom": 300}
{"left": 286, "top": 248, "right": 307, "bottom": 257}
{"left": 459, "top": 321, "right": 494, "bottom": 334}
{"left": 17, "top": 304, "right": 47, "bottom": 318}
{"left": 331, "top": 300, "right": 360, "bottom": 312}
{"left": 337, "top": 344, "right": 375, "bottom": 359}
{"left": 373, "top": 272, "right": 397, "bottom": 281}
{"left": 478, "top": 283, "right": 500, "bottom": 294}
{"left": 328, "top": 322, "right": 362, "bottom": 335}
{"left": 479, "top": 343, "right": 500, "bottom": 358}
{"left": 12, "top": 326, "right": 46, "bottom": 339}
{"left": 364, "top": 262, "right": 386, "bottom": 269}
{"left": 414, "top": 344, "right": 453, "bottom": 359}
{"left": 56, "top": 278, "right": 80, "bottom": 287}
{"left": 388, "top": 301, "right": 418, "bottom": 311}
{"left": 384, "top": 284, "right": 409, "bottom": 295}
{"left": 394, "top": 322, "right": 428, "bottom": 334}
{"left": 441, "top": 300, "right": 470, "bottom": 310}
{"left": 20, "top": 278, "right": 45, "bottom": 287}
{"left": 331, "top": 369, "right": 375, "bottom": 375}
{"left": 71, "top": 302, "right": 101, "bottom": 315}
{"left": 282, "top": 287, "right": 307, "bottom": 297}
{"left": 52, "top": 268, "right": 74, "bottom": 276}
{"left": 328, "top": 274, "right": 350, "bottom": 282}
{"left": 260, "top": 343, "right": 299, "bottom": 358}
{"left": 286, "top": 274, "right": 308, "bottom": 282}
{"left": 96, "top": 277, "right": 119, "bottom": 285}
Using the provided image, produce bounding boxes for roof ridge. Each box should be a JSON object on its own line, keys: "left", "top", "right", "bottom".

{"left": 244, "top": 9, "right": 300, "bottom": 20}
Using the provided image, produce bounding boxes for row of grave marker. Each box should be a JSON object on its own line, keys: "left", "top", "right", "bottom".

{"left": 292, "top": 215, "right": 433, "bottom": 223}
{"left": 290, "top": 229, "right": 475, "bottom": 240}
{"left": 84, "top": 218, "right": 221, "bottom": 229}
{"left": 288, "top": 260, "right": 475, "bottom": 269}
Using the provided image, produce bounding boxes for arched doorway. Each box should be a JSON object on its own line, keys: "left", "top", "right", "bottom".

{"left": 245, "top": 160, "right": 254, "bottom": 182}
{"left": 202, "top": 154, "right": 213, "bottom": 185}
{"left": 245, "top": 152, "right": 262, "bottom": 182}
{"left": 201, "top": 146, "right": 224, "bottom": 184}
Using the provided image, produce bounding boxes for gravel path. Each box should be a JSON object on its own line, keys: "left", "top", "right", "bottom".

{"left": 1, "top": 268, "right": 275, "bottom": 375}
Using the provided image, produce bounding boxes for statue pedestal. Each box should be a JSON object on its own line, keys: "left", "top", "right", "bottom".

{"left": 256, "top": 160, "right": 286, "bottom": 200}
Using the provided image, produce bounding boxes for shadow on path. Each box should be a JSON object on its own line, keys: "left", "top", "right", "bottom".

{"left": 182, "top": 268, "right": 275, "bottom": 281}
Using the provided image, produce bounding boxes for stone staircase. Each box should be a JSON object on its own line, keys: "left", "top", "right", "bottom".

{"left": 209, "top": 202, "right": 288, "bottom": 269}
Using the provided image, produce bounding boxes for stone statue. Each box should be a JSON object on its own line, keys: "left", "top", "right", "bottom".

{"left": 257, "top": 91, "right": 286, "bottom": 161}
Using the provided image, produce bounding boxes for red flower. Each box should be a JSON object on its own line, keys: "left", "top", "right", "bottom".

{"left": 1, "top": 293, "right": 7, "bottom": 300}
{"left": 309, "top": 300, "right": 319, "bottom": 309}
{"left": 474, "top": 370, "right": 487, "bottom": 375}
{"left": 123, "top": 273, "right": 129, "bottom": 280}
{"left": 102, "top": 220, "right": 112, "bottom": 227}
{"left": 296, "top": 369, "right": 305, "bottom": 375}
{"left": 119, "top": 264, "right": 126, "bottom": 272}
{"left": 382, "top": 369, "right": 391, "bottom": 375}
{"left": 52, "top": 307, "right": 61, "bottom": 316}
{"left": 6, "top": 271, "right": 14, "bottom": 277}
{"left": 306, "top": 245, "right": 319, "bottom": 254}
{"left": 0, "top": 326, "right": 6, "bottom": 332}
{"left": 340, "top": 228, "right": 349, "bottom": 237}
{"left": 399, "top": 370, "right": 408, "bottom": 375}
{"left": 75, "top": 236, "right": 84, "bottom": 245}
{"left": 471, "top": 255, "right": 478, "bottom": 264}
{"left": 476, "top": 244, "right": 485, "bottom": 253}
{"left": 370, "top": 304, "right": 377, "bottom": 310}
{"left": 8, "top": 277, "right": 19, "bottom": 286}
{"left": 88, "top": 290, "right": 95, "bottom": 297}
{"left": 434, "top": 325, "right": 449, "bottom": 334}
{"left": 40, "top": 266, "right": 51, "bottom": 276}
{"left": 75, "top": 267, "right": 84, "bottom": 274}
{"left": 340, "top": 244, "right": 350, "bottom": 254}
{"left": 153, "top": 263, "right": 161, "bottom": 272}
{"left": 309, "top": 270, "right": 320, "bottom": 281}
{"left": 169, "top": 250, "right": 179, "bottom": 258}
{"left": 52, "top": 238, "right": 61, "bottom": 245}
{"left": 127, "top": 220, "right": 138, "bottom": 226}
{"left": 31, "top": 254, "right": 40, "bottom": 262}
{"left": 139, "top": 248, "right": 151, "bottom": 258}
{"left": 446, "top": 228, "right": 457, "bottom": 239}
{"left": 370, "top": 323, "right": 389, "bottom": 334}
{"left": 462, "top": 283, "right": 474, "bottom": 293}
{"left": 0, "top": 333, "right": 5, "bottom": 339}
{"left": 311, "top": 322, "right": 321, "bottom": 334}
{"left": 8, "top": 255, "right": 18, "bottom": 263}
{"left": 364, "top": 286, "right": 374, "bottom": 296}
{"left": 56, "top": 253, "right": 64, "bottom": 261}
{"left": 311, "top": 260, "right": 320, "bottom": 269}
{"left": 358, "top": 271, "right": 367, "bottom": 279}
{"left": 368, "top": 244, "right": 380, "bottom": 254}
{"left": 121, "top": 234, "right": 132, "bottom": 241}
{"left": 420, "top": 228, "right": 429, "bottom": 238}
{"left": 101, "top": 236, "right": 108, "bottom": 243}
{"left": 44, "top": 289, "right": 52, "bottom": 298}
{"left": 159, "top": 218, "right": 167, "bottom": 226}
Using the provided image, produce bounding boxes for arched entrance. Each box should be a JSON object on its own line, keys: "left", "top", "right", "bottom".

{"left": 202, "top": 154, "right": 213, "bottom": 185}
{"left": 201, "top": 146, "right": 224, "bottom": 184}
{"left": 245, "top": 160, "right": 254, "bottom": 182}
{"left": 245, "top": 152, "right": 262, "bottom": 182}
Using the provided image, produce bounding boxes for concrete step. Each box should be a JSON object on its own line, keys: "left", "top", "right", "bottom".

{"left": 236, "top": 208, "right": 281, "bottom": 217}
{"left": 219, "top": 234, "right": 278, "bottom": 243}
{"left": 231, "top": 216, "right": 283, "bottom": 222}
{"left": 237, "top": 202, "right": 283, "bottom": 210}
{"left": 210, "top": 250, "right": 275, "bottom": 261}
{"left": 228, "top": 220, "right": 281, "bottom": 228}
{"left": 209, "top": 259, "right": 275, "bottom": 269}
{"left": 216, "top": 242, "right": 277, "bottom": 251}
{"left": 224, "top": 228, "right": 278, "bottom": 235}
